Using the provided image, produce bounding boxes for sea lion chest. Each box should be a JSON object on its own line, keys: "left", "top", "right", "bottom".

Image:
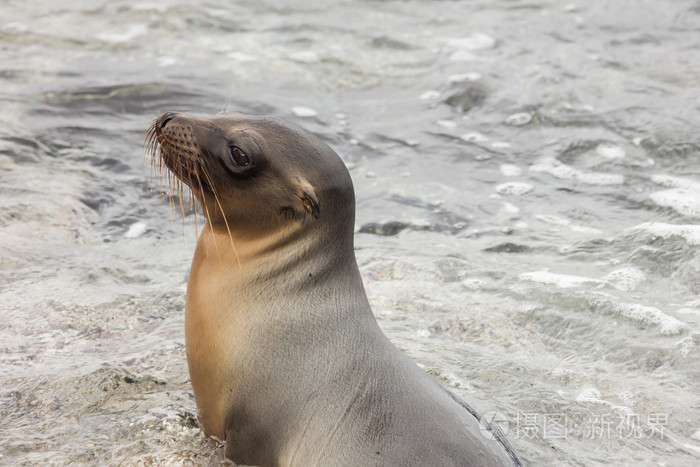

{"left": 184, "top": 228, "right": 247, "bottom": 440}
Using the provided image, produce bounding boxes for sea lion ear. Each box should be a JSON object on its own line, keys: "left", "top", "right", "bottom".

{"left": 296, "top": 178, "right": 320, "bottom": 220}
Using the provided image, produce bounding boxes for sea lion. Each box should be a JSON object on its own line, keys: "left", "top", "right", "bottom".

{"left": 146, "top": 111, "right": 521, "bottom": 466}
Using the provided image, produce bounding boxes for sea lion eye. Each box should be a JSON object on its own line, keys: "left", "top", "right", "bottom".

{"left": 229, "top": 146, "right": 250, "bottom": 167}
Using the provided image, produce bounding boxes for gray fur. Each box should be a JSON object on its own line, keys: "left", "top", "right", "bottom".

{"left": 153, "top": 112, "right": 521, "bottom": 466}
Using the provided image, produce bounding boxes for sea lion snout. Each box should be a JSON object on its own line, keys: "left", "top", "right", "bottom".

{"left": 156, "top": 111, "right": 178, "bottom": 133}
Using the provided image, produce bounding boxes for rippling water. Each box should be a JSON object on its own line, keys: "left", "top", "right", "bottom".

{"left": 1, "top": 0, "right": 699, "bottom": 465}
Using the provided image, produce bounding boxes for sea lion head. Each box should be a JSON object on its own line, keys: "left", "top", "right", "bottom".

{"left": 146, "top": 111, "right": 355, "bottom": 239}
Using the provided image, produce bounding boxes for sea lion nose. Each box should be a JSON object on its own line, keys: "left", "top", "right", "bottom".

{"left": 158, "top": 112, "right": 177, "bottom": 132}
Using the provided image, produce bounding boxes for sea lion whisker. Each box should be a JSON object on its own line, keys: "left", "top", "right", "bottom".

{"left": 146, "top": 130, "right": 185, "bottom": 227}
{"left": 184, "top": 157, "right": 198, "bottom": 231}
{"left": 200, "top": 194, "right": 226, "bottom": 270}
{"left": 175, "top": 158, "right": 188, "bottom": 227}
{"left": 170, "top": 174, "right": 178, "bottom": 222}
{"left": 152, "top": 131, "right": 208, "bottom": 238}
{"left": 170, "top": 160, "right": 181, "bottom": 219}
{"left": 184, "top": 162, "right": 216, "bottom": 255}
{"left": 200, "top": 165, "right": 245, "bottom": 284}
{"left": 144, "top": 123, "right": 159, "bottom": 193}
{"left": 189, "top": 160, "right": 227, "bottom": 269}
{"left": 143, "top": 121, "right": 156, "bottom": 155}
{"left": 166, "top": 173, "right": 176, "bottom": 226}
{"left": 188, "top": 180, "right": 196, "bottom": 224}
{"left": 190, "top": 163, "right": 203, "bottom": 238}
{"left": 150, "top": 143, "right": 160, "bottom": 193}
{"left": 149, "top": 142, "right": 159, "bottom": 175}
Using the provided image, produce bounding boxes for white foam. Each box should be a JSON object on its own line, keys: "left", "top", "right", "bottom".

{"left": 499, "top": 164, "right": 522, "bottom": 177}
{"left": 495, "top": 182, "right": 533, "bottom": 196}
{"left": 570, "top": 224, "right": 603, "bottom": 234}
{"left": 675, "top": 336, "right": 695, "bottom": 358}
{"left": 536, "top": 214, "right": 570, "bottom": 227}
{"left": 436, "top": 120, "right": 457, "bottom": 129}
{"left": 649, "top": 189, "right": 700, "bottom": 217}
{"left": 2, "top": 22, "right": 29, "bottom": 33}
{"left": 460, "top": 132, "right": 489, "bottom": 143}
{"left": 132, "top": 3, "right": 168, "bottom": 13}
{"left": 649, "top": 175, "right": 700, "bottom": 217}
{"left": 531, "top": 157, "right": 624, "bottom": 185}
{"left": 97, "top": 24, "right": 148, "bottom": 43}
{"left": 462, "top": 278, "right": 491, "bottom": 290}
{"left": 291, "top": 107, "right": 318, "bottom": 118}
{"left": 157, "top": 57, "right": 177, "bottom": 67}
{"left": 448, "top": 72, "right": 482, "bottom": 83}
{"left": 596, "top": 143, "right": 626, "bottom": 159}
{"left": 501, "top": 202, "right": 520, "bottom": 214}
{"left": 551, "top": 367, "right": 574, "bottom": 377}
{"left": 631, "top": 222, "right": 700, "bottom": 245}
{"left": 618, "top": 392, "right": 637, "bottom": 407}
{"left": 448, "top": 50, "right": 477, "bottom": 62}
{"left": 491, "top": 141, "right": 511, "bottom": 149}
{"left": 446, "top": 33, "right": 496, "bottom": 51}
{"left": 125, "top": 222, "right": 147, "bottom": 239}
{"left": 288, "top": 51, "right": 320, "bottom": 63}
{"left": 576, "top": 387, "right": 609, "bottom": 405}
{"left": 535, "top": 214, "right": 602, "bottom": 234}
{"left": 612, "top": 303, "right": 686, "bottom": 335}
{"left": 228, "top": 52, "right": 257, "bottom": 62}
{"left": 420, "top": 90, "right": 441, "bottom": 100}
{"left": 650, "top": 174, "right": 700, "bottom": 191}
{"left": 504, "top": 113, "right": 531, "bottom": 126}
{"left": 603, "top": 267, "right": 646, "bottom": 292}
{"left": 519, "top": 270, "right": 602, "bottom": 289}
{"left": 677, "top": 308, "right": 700, "bottom": 316}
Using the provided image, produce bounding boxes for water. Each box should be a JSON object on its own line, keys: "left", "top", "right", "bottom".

{"left": 1, "top": 0, "right": 699, "bottom": 465}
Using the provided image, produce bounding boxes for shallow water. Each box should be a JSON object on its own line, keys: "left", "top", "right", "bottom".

{"left": 1, "top": 0, "right": 699, "bottom": 465}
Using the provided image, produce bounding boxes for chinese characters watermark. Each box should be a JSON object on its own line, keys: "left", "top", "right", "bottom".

{"left": 479, "top": 411, "right": 668, "bottom": 440}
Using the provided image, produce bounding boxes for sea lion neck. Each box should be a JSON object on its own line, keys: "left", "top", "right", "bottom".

{"left": 196, "top": 215, "right": 356, "bottom": 287}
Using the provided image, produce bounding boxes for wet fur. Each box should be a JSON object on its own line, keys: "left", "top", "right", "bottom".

{"left": 145, "top": 111, "right": 521, "bottom": 467}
